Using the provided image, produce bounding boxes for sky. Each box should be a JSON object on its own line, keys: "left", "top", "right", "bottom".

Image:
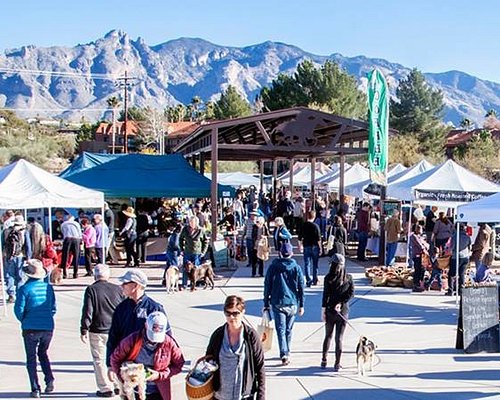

{"left": 1, "top": 0, "right": 499, "bottom": 82}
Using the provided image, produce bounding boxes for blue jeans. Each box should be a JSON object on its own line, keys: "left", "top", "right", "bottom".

{"left": 246, "top": 238, "right": 254, "bottom": 266}
{"left": 22, "top": 330, "right": 54, "bottom": 391}
{"left": 449, "top": 257, "right": 468, "bottom": 294}
{"left": 303, "top": 245, "right": 320, "bottom": 286}
{"left": 426, "top": 268, "right": 442, "bottom": 289}
{"left": 357, "top": 231, "right": 368, "bottom": 260}
{"left": 272, "top": 305, "right": 297, "bottom": 359}
{"left": 386, "top": 242, "right": 398, "bottom": 266}
{"left": 4, "top": 256, "right": 24, "bottom": 296}
{"left": 182, "top": 253, "right": 201, "bottom": 287}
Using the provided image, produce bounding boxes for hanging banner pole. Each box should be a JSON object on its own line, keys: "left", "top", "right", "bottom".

{"left": 367, "top": 69, "right": 389, "bottom": 186}
{"left": 368, "top": 69, "right": 389, "bottom": 265}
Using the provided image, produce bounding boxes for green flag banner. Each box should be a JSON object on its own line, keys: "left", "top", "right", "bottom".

{"left": 367, "top": 69, "right": 389, "bottom": 186}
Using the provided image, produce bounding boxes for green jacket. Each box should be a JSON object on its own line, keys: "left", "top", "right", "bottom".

{"left": 179, "top": 226, "right": 208, "bottom": 255}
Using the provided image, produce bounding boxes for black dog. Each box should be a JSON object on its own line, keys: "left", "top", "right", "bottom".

{"left": 185, "top": 260, "right": 215, "bottom": 291}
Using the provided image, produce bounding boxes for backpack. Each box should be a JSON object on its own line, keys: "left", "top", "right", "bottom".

{"left": 6, "top": 228, "right": 24, "bottom": 258}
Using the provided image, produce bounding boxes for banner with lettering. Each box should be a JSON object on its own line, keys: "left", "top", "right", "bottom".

{"left": 367, "top": 69, "right": 389, "bottom": 186}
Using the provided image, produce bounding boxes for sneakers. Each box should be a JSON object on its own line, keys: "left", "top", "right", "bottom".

{"left": 333, "top": 364, "right": 342, "bottom": 372}
{"left": 320, "top": 359, "right": 327, "bottom": 369}
{"left": 30, "top": 390, "right": 41, "bottom": 398}
{"left": 281, "top": 356, "right": 290, "bottom": 366}
{"left": 45, "top": 381, "right": 54, "bottom": 393}
{"left": 96, "top": 390, "right": 114, "bottom": 398}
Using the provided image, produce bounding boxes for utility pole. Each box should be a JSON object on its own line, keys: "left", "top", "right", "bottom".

{"left": 116, "top": 71, "right": 136, "bottom": 153}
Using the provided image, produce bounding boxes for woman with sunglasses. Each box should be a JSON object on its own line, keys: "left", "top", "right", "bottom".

{"left": 206, "top": 295, "right": 266, "bottom": 400}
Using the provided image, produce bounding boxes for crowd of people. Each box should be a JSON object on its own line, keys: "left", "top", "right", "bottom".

{"left": 2, "top": 184, "right": 498, "bottom": 399}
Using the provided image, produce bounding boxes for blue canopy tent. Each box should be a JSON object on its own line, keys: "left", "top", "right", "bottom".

{"left": 61, "top": 153, "right": 234, "bottom": 198}
{"left": 59, "top": 152, "right": 123, "bottom": 178}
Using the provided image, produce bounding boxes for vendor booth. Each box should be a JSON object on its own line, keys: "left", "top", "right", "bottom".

{"left": 0, "top": 159, "right": 105, "bottom": 316}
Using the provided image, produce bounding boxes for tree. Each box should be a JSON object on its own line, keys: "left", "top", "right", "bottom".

{"left": 485, "top": 109, "right": 497, "bottom": 118}
{"left": 214, "top": 85, "right": 253, "bottom": 119}
{"left": 390, "top": 69, "right": 444, "bottom": 134}
{"left": 389, "top": 68, "right": 446, "bottom": 157}
{"left": 136, "top": 107, "right": 168, "bottom": 154}
{"left": 106, "top": 96, "right": 121, "bottom": 154}
{"left": 260, "top": 60, "right": 366, "bottom": 118}
{"left": 118, "top": 106, "right": 147, "bottom": 122}
{"left": 456, "top": 130, "right": 500, "bottom": 180}
{"left": 459, "top": 117, "right": 473, "bottom": 130}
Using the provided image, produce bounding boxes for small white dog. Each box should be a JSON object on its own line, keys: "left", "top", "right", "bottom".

{"left": 356, "top": 336, "right": 377, "bottom": 376}
{"left": 118, "top": 361, "right": 147, "bottom": 400}
{"left": 165, "top": 265, "right": 180, "bottom": 294}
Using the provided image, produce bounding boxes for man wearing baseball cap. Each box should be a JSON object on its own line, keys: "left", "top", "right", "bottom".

{"left": 106, "top": 269, "right": 171, "bottom": 371}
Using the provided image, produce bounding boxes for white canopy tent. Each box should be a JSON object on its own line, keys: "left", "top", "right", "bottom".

{"left": 0, "top": 159, "right": 104, "bottom": 209}
{"left": 456, "top": 192, "right": 500, "bottom": 223}
{"left": 387, "top": 159, "right": 500, "bottom": 206}
{"left": 204, "top": 172, "right": 262, "bottom": 188}
{"left": 318, "top": 163, "right": 370, "bottom": 191}
{"left": 0, "top": 159, "right": 104, "bottom": 316}
{"left": 388, "top": 163, "right": 407, "bottom": 176}
{"left": 344, "top": 159, "right": 434, "bottom": 198}
{"left": 278, "top": 161, "right": 333, "bottom": 186}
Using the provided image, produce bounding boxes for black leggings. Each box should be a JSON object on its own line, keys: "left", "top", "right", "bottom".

{"left": 322, "top": 310, "right": 347, "bottom": 365}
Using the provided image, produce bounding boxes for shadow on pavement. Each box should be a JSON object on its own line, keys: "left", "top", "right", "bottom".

{"left": 301, "top": 388, "right": 497, "bottom": 400}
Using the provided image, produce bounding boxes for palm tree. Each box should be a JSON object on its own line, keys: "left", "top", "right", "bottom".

{"left": 485, "top": 109, "right": 497, "bottom": 118}
{"left": 459, "top": 117, "right": 473, "bottom": 131}
{"left": 107, "top": 96, "right": 121, "bottom": 153}
{"left": 190, "top": 96, "right": 203, "bottom": 121}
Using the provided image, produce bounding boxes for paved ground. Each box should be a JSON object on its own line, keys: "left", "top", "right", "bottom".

{"left": 1, "top": 255, "right": 500, "bottom": 400}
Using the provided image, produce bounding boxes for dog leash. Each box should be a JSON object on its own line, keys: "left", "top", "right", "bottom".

{"left": 337, "top": 311, "right": 364, "bottom": 337}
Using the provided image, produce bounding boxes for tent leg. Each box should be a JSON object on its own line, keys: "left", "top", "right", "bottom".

{"left": 455, "top": 222, "right": 460, "bottom": 306}
{"left": 0, "top": 240, "right": 8, "bottom": 317}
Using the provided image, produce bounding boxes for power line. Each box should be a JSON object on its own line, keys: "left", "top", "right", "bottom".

{"left": 0, "top": 67, "right": 117, "bottom": 80}
{"left": 1, "top": 107, "right": 110, "bottom": 112}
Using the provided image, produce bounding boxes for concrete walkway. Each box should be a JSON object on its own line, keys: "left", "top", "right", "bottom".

{"left": 1, "top": 256, "right": 500, "bottom": 399}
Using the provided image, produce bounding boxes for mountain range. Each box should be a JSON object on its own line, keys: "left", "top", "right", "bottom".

{"left": 0, "top": 29, "right": 499, "bottom": 126}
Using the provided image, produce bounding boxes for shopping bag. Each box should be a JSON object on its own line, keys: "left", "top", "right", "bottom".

{"left": 257, "top": 237, "right": 270, "bottom": 261}
{"left": 257, "top": 310, "right": 273, "bottom": 352}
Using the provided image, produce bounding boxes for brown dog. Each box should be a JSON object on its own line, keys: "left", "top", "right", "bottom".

{"left": 49, "top": 266, "right": 63, "bottom": 285}
{"left": 185, "top": 260, "right": 215, "bottom": 291}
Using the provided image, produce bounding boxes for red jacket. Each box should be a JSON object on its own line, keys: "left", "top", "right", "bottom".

{"left": 110, "top": 329, "right": 184, "bottom": 400}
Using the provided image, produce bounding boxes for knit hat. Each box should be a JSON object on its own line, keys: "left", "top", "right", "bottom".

{"left": 146, "top": 311, "right": 168, "bottom": 343}
{"left": 280, "top": 242, "right": 293, "bottom": 258}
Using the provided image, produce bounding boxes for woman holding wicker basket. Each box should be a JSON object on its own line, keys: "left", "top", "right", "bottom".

{"left": 205, "top": 295, "right": 266, "bottom": 400}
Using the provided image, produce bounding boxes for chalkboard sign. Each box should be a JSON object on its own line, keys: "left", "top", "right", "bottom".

{"left": 458, "top": 285, "right": 499, "bottom": 353}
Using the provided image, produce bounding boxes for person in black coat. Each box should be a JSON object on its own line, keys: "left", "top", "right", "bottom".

{"left": 206, "top": 295, "right": 265, "bottom": 400}
{"left": 80, "top": 264, "right": 125, "bottom": 397}
{"left": 321, "top": 254, "right": 354, "bottom": 371}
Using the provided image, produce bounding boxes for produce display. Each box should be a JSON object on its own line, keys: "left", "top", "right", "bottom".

{"left": 364, "top": 266, "right": 449, "bottom": 290}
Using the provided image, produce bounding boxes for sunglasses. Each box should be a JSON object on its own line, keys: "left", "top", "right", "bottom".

{"left": 224, "top": 310, "right": 241, "bottom": 318}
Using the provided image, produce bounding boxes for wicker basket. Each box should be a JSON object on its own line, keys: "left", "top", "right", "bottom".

{"left": 185, "top": 356, "right": 217, "bottom": 400}
{"left": 386, "top": 278, "right": 402, "bottom": 287}
{"left": 371, "top": 276, "right": 387, "bottom": 286}
{"left": 402, "top": 277, "right": 414, "bottom": 289}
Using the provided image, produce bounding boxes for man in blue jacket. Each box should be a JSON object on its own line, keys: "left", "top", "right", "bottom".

{"left": 14, "top": 259, "right": 56, "bottom": 398}
{"left": 105, "top": 269, "right": 171, "bottom": 369}
{"left": 263, "top": 242, "right": 304, "bottom": 366}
